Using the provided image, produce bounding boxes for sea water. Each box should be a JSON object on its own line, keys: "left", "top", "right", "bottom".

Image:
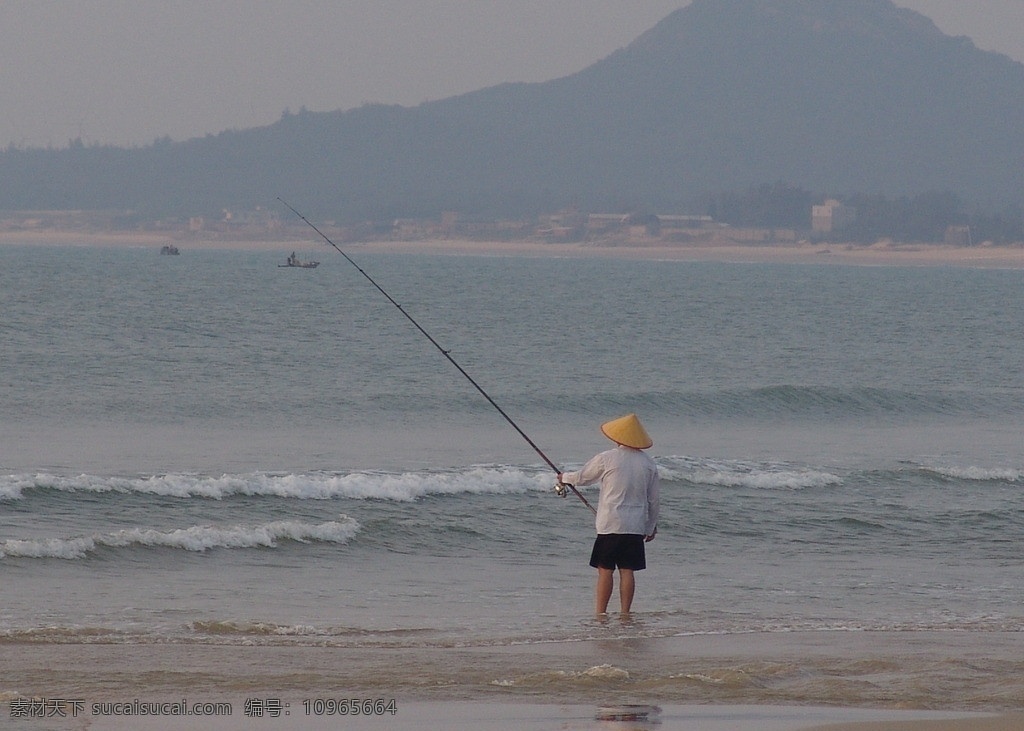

{"left": 1, "top": 244, "right": 1022, "bottom": 707}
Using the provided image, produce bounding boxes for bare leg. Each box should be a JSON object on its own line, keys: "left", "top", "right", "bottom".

{"left": 618, "top": 569, "right": 636, "bottom": 614}
{"left": 595, "top": 567, "right": 614, "bottom": 614}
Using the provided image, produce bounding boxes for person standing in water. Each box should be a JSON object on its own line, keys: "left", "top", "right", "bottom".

{"left": 558, "top": 413, "right": 659, "bottom": 616}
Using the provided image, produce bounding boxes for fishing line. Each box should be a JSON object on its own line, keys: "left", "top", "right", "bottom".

{"left": 278, "top": 198, "right": 595, "bottom": 514}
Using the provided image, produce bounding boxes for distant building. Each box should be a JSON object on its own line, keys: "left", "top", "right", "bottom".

{"left": 812, "top": 199, "right": 856, "bottom": 233}
{"left": 221, "top": 207, "right": 279, "bottom": 227}
{"left": 587, "top": 213, "right": 630, "bottom": 229}
{"left": 721, "top": 227, "right": 798, "bottom": 243}
{"left": 657, "top": 215, "right": 714, "bottom": 228}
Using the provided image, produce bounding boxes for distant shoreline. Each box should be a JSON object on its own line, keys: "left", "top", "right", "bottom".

{"left": 4, "top": 229, "right": 1024, "bottom": 268}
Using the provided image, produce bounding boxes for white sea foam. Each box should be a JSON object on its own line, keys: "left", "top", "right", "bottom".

{"left": 657, "top": 456, "right": 841, "bottom": 490}
{"left": 695, "top": 468, "right": 842, "bottom": 490}
{"left": 0, "top": 467, "right": 553, "bottom": 502}
{"left": 190, "top": 620, "right": 327, "bottom": 637}
{"left": 0, "top": 516, "right": 360, "bottom": 560}
{"left": 921, "top": 464, "right": 1022, "bottom": 482}
{"left": 580, "top": 664, "right": 631, "bottom": 681}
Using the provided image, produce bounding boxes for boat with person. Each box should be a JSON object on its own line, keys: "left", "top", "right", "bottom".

{"left": 279, "top": 251, "right": 319, "bottom": 268}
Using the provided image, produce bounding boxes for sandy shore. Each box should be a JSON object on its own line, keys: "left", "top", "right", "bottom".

{"left": 808, "top": 714, "right": 1024, "bottom": 731}
{"left": 4, "top": 632, "right": 1022, "bottom": 730}
{"left": 3, "top": 229, "right": 1024, "bottom": 268}
{"left": 35, "top": 702, "right": 1013, "bottom": 731}
{"left": 4, "top": 699, "right": 1014, "bottom": 731}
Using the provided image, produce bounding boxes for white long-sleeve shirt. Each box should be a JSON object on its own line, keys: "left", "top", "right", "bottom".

{"left": 561, "top": 445, "right": 659, "bottom": 536}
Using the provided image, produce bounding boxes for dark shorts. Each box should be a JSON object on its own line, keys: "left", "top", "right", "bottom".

{"left": 589, "top": 533, "right": 646, "bottom": 571}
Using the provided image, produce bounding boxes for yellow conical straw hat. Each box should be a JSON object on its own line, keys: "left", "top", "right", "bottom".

{"left": 600, "top": 413, "right": 653, "bottom": 449}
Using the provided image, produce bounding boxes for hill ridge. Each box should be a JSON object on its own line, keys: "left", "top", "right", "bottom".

{"left": 1, "top": 0, "right": 1021, "bottom": 221}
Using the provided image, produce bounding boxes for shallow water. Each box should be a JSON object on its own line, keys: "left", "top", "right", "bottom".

{"left": 2, "top": 244, "right": 1022, "bottom": 708}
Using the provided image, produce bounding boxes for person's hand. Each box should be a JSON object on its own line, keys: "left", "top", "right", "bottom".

{"left": 645, "top": 526, "right": 657, "bottom": 542}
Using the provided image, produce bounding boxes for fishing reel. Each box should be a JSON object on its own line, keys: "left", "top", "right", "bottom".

{"left": 553, "top": 481, "right": 572, "bottom": 498}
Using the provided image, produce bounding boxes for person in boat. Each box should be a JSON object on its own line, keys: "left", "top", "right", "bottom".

{"left": 558, "top": 413, "right": 659, "bottom": 616}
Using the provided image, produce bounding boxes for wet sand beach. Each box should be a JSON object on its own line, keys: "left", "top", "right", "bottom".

{"left": 5, "top": 632, "right": 1023, "bottom": 730}
{"left": 48, "top": 702, "right": 1013, "bottom": 731}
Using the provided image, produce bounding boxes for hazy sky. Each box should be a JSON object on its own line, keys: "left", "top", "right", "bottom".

{"left": 3, "top": 1, "right": 1024, "bottom": 149}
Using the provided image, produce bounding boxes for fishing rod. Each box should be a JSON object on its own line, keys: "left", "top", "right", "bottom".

{"left": 278, "top": 198, "right": 596, "bottom": 515}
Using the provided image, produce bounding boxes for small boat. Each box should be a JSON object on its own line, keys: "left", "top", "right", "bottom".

{"left": 160, "top": 245, "right": 180, "bottom": 255}
{"left": 279, "top": 251, "right": 319, "bottom": 268}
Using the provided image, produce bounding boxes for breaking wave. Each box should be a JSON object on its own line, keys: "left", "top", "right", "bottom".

{"left": 0, "top": 516, "right": 359, "bottom": 560}
{"left": 918, "top": 463, "right": 1023, "bottom": 483}
{"left": 0, "top": 467, "right": 552, "bottom": 502}
{"left": 658, "top": 456, "right": 842, "bottom": 491}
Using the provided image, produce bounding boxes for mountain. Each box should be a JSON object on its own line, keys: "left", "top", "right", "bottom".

{"left": 2, "top": 0, "right": 1023, "bottom": 222}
